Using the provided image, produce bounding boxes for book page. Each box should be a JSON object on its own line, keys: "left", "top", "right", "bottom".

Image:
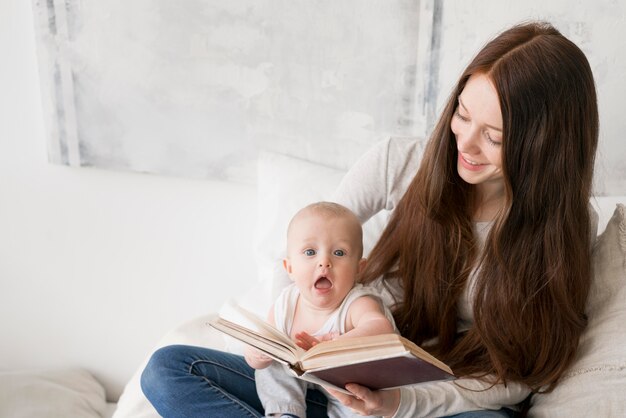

{"left": 400, "top": 336, "right": 453, "bottom": 374}
{"left": 210, "top": 318, "right": 299, "bottom": 364}
{"left": 302, "top": 334, "right": 401, "bottom": 361}
{"left": 231, "top": 303, "right": 303, "bottom": 354}
{"left": 302, "top": 345, "right": 407, "bottom": 370}
{"left": 296, "top": 371, "right": 352, "bottom": 395}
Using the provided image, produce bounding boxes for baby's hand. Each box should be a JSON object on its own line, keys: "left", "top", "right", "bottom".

{"left": 295, "top": 331, "right": 338, "bottom": 350}
{"left": 244, "top": 346, "right": 273, "bottom": 369}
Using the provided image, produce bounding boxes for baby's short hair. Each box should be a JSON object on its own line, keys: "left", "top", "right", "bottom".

{"left": 301, "top": 201, "right": 356, "bottom": 218}
{"left": 287, "top": 201, "right": 363, "bottom": 257}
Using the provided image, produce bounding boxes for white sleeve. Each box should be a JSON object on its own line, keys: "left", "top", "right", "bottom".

{"left": 331, "top": 137, "right": 424, "bottom": 224}
{"left": 331, "top": 138, "right": 393, "bottom": 223}
{"left": 392, "top": 378, "right": 531, "bottom": 418}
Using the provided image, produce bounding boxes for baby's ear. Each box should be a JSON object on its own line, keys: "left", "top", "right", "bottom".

{"left": 283, "top": 258, "right": 293, "bottom": 275}
{"left": 358, "top": 258, "right": 367, "bottom": 273}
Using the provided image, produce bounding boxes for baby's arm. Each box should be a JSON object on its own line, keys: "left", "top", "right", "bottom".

{"left": 243, "top": 305, "right": 275, "bottom": 369}
{"left": 296, "top": 296, "right": 395, "bottom": 350}
{"left": 295, "top": 296, "right": 394, "bottom": 350}
{"left": 341, "top": 295, "right": 395, "bottom": 339}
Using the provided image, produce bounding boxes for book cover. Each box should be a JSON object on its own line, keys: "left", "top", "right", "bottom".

{"left": 304, "top": 352, "right": 455, "bottom": 391}
{"left": 208, "top": 304, "right": 455, "bottom": 392}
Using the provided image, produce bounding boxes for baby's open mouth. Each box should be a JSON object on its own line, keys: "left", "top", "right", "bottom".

{"left": 314, "top": 276, "right": 332, "bottom": 289}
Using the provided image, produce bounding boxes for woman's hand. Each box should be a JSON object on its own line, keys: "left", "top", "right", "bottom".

{"left": 294, "top": 331, "right": 338, "bottom": 350}
{"left": 326, "top": 384, "right": 401, "bottom": 418}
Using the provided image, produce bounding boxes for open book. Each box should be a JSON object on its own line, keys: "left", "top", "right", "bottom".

{"left": 208, "top": 304, "right": 455, "bottom": 392}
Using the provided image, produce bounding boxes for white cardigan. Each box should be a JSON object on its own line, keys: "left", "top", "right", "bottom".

{"left": 332, "top": 137, "right": 531, "bottom": 417}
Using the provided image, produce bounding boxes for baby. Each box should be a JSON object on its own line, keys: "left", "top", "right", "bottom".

{"left": 244, "top": 201, "right": 396, "bottom": 418}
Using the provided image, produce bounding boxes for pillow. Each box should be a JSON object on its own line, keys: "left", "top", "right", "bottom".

{"left": 529, "top": 203, "right": 626, "bottom": 417}
{"left": 0, "top": 368, "right": 108, "bottom": 418}
{"left": 246, "top": 151, "right": 348, "bottom": 314}
{"left": 216, "top": 151, "right": 349, "bottom": 353}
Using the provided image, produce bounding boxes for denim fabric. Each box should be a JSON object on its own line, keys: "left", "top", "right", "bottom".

{"left": 140, "top": 345, "right": 328, "bottom": 418}
{"left": 444, "top": 408, "right": 519, "bottom": 417}
{"left": 140, "top": 344, "right": 519, "bottom": 418}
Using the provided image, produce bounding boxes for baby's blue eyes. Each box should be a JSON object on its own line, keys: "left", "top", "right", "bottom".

{"left": 303, "top": 249, "right": 346, "bottom": 256}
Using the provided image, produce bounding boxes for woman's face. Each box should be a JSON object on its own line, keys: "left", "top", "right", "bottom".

{"left": 450, "top": 73, "right": 504, "bottom": 189}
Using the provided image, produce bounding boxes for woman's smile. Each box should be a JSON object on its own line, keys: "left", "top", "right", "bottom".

{"left": 458, "top": 153, "right": 487, "bottom": 171}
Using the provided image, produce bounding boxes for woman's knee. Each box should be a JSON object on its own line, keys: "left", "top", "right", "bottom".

{"left": 140, "top": 345, "right": 188, "bottom": 398}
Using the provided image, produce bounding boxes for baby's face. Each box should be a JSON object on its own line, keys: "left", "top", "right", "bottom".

{"left": 284, "top": 212, "right": 364, "bottom": 311}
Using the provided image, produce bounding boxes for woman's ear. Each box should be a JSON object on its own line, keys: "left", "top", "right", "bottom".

{"left": 358, "top": 258, "right": 367, "bottom": 273}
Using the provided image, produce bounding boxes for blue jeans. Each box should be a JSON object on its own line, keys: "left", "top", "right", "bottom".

{"left": 446, "top": 410, "right": 518, "bottom": 418}
{"left": 140, "top": 344, "right": 519, "bottom": 418}
{"left": 141, "top": 345, "right": 328, "bottom": 418}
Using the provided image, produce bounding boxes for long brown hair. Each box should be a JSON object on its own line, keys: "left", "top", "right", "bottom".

{"left": 360, "top": 22, "right": 598, "bottom": 392}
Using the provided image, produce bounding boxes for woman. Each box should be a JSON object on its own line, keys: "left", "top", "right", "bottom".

{"left": 141, "top": 21, "right": 598, "bottom": 417}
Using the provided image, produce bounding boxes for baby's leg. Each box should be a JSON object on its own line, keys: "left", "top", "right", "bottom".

{"left": 256, "top": 362, "right": 307, "bottom": 418}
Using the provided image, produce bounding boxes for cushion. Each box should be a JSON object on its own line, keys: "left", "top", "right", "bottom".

{"left": 0, "top": 368, "right": 108, "bottom": 418}
{"left": 529, "top": 203, "right": 626, "bottom": 417}
{"left": 235, "top": 151, "right": 348, "bottom": 319}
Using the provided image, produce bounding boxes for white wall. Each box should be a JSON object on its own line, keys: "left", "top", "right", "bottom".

{"left": 0, "top": 0, "right": 257, "bottom": 401}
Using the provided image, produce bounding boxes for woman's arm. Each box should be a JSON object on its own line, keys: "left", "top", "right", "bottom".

{"left": 391, "top": 377, "right": 531, "bottom": 417}
{"left": 328, "top": 377, "right": 531, "bottom": 418}
{"left": 332, "top": 137, "right": 424, "bottom": 224}
{"left": 327, "top": 276, "right": 532, "bottom": 416}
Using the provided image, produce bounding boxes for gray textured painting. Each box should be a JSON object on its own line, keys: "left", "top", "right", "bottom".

{"left": 32, "top": 0, "right": 437, "bottom": 183}
{"left": 32, "top": 0, "right": 624, "bottom": 194}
